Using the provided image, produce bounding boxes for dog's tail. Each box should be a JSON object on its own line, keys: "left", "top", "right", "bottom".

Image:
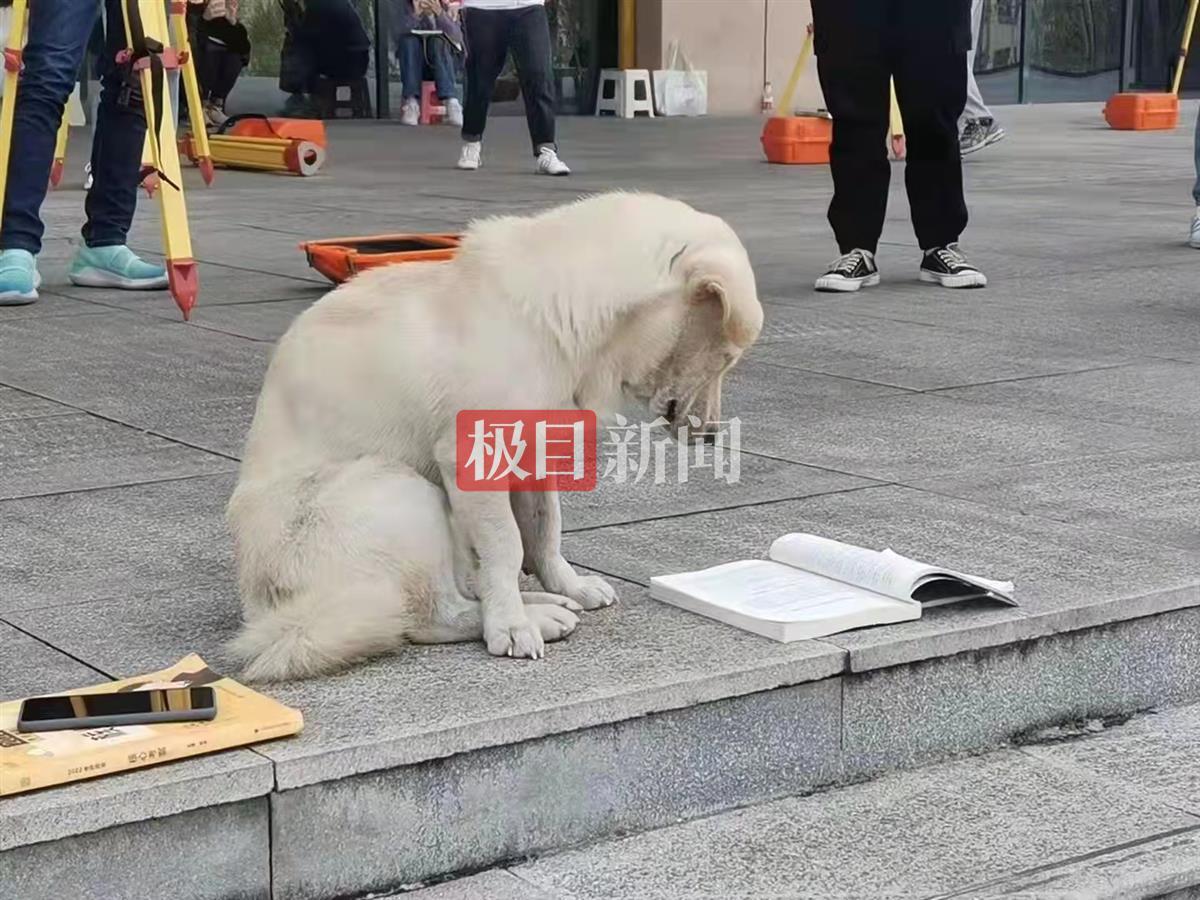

{"left": 228, "top": 580, "right": 430, "bottom": 682}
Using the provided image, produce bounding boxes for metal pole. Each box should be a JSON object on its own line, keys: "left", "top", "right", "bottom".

{"left": 374, "top": 0, "right": 390, "bottom": 118}
{"left": 1017, "top": 0, "right": 1027, "bottom": 103}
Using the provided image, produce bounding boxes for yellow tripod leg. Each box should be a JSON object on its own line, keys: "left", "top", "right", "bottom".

{"left": 889, "top": 78, "right": 905, "bottom": 160}
{"left": 50, "top": 109, "right": 70, "bottom": 188}
{"left": 121, "top": 0, "right": 199, "bottom": 318}
{"left": 167, "top": 1, "right": 213, "bottom": 183}
{"left": 0, "top": 0, "right": 30, "bottom": 231}
{"left": 1172, "top": 0, "right": 1200, "bottom": 95}
{"left": 775, "top": 27, "right": 814, "bottom": 118}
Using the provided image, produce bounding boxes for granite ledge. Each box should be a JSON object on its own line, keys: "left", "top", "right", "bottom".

{"left": 1, "top": 749, "right": 274, "bottom": 851}
{"left": 260, "top": 648, "right": 846, "bottom": 790}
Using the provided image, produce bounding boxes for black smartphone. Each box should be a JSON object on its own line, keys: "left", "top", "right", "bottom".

{"left": 16, "top": 687, "right": 217, "bottom": 733}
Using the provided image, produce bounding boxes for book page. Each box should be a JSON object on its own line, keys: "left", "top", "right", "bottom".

{"left": 768, "top": 534, "right": 926, "bottom": 601}
{"left": 652, "top": 559, "right": 905, "bottom": 622}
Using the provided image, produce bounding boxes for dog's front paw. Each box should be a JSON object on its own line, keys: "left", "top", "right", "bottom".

{"left": 526, "top": 604, "right": 579, "bottom": 641}
{"left": 486, "top": 618, "right": 546, "bottom": 659}
{"left": 569, "top": 574, "right": 618, "bottom": 610}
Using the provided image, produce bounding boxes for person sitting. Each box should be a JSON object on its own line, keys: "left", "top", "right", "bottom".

{"left": 392, "top": 0, "right": 463, "bottom": 127}
{"left": 279, "top": 0, "right": 371, "bottom": 119}
{"left": 188, "top": 0, "right": 252, "bottom": 127}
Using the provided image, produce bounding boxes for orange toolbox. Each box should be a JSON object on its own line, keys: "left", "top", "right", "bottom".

{"left": 301, "top": 234, "right": 461, "bottom": 284}
{"left": 762, "top": 115, "right": 832, "bottom": 164}
{"left": 1103, "top": 93, "right": 1180, "bottom": 131}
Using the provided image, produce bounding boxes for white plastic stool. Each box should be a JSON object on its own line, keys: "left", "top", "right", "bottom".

{"left": 594, "top": 68, "right": 655, "bottom": 118}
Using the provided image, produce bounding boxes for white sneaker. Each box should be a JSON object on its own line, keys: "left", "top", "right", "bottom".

{"left": 400, "top": 98, "right": 420, "bottom": 126}
{"left": 1189, "top": 207, "right": 1200, "bottom": 248}
{"left": 536, "top": 147, "right": 570, "bottom": 176}
{"left": 457, "top": 141, "right": 482, "bottom": 171}
{"left": 444, "top": 97, "right": 463, "bottom": 127}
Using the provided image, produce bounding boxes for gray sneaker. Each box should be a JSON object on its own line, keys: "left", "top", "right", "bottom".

{"left": 960, "top": 117, "right": 1006, "bottom": 156}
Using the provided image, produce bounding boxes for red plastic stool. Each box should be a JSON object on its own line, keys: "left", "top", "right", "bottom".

{"left": 419, "top": 82, "right": 445, "bottom": 125}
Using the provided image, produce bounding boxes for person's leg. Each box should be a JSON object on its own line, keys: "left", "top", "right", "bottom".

{"left": 1190, "top": 111, "right": 1200, "bottom": 247}
{"left": 962, "top": 0, "right": 991, "bottom": 123}
{"left": 815, "top": 52, "right": 891, "bottom": 255}
{"left": 894, "top": 39, "right": 984, "bottom": 286}
{"left": 460, "top": 7, "right": 509, "bottom": 143}
{"left": 398, "top": 35, "right": 423, "bottom": 99}
{"left": 428, "top": 36, "right": 458, "bottom": 101}
{"left": 507, "top": 4, "right": 557, "bottom": 155}
{"left": 71, "top": 0, "right": 165, "bottom": 289}
{"left": 893, "top": 45, "right": 968, "bottom": 251}
{"left": 0, "top": 0, "right": 97, "bottom": 255}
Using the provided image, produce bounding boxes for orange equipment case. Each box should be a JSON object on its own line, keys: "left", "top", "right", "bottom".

{"left": 762, "top": 115, "right": 832, "bottom": 165}
{"left": 1103, "top": 93, "right": 1180, "bottom": 131}
{"left": 301, "top": 234, "right": 462, "bottom": 284}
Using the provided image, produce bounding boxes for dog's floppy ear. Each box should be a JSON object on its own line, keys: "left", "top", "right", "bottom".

{"left": 691, "top": 274, "right": 758, "bottom": 348}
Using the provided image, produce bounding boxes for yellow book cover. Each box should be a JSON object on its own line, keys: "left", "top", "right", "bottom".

{"left": 0, "top": 655, "right": 302, "bottom": 797}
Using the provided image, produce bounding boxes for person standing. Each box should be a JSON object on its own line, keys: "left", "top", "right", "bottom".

{"left": 812, "top": 0, "right": 987, "bottom": 292}
{"left": 0, "top": 0, "right": 167, "bottom": 306}
{"left": 959, "top": 0, "right": 1006, "bottom": 155}
{"left": 456, "top": 0, "right": 570, "bottom": 175}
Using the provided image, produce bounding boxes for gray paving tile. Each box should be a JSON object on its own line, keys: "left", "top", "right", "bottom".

{"left": 48, "top": 263, "right": 327, "bottom": 311}
{"left": 753, "top": 305, "right": 1131, "bottom": 390}
{"left": 937, "top": 360, "right": 1200, "bottom": 437}
{"left": 0, "top": 289, "right": 105, "bottom": 319}
{"left": 0, "top": 311, "right": 267, "bottom": 456}
{"left": 185, "top": 297, "right": 317, "bottom": 342}
{"left": 563, "top": 485, "right": 1200, "bottom": 670}
{"left": 513, "top": 751, "right": 1198, "bottom": 900}
{"left": 399, "top": 871, "right": 555, "bottom": 900}
{"left": 563, "top": 450, "right": 876, "bottom": 531}
{"left": 0, "top": 473, "right": 235, "bottom": 613}
{"left": 915, "top": 445, "right": 1200, "bottom": 552}
{"left": 1023, "top": 703, "right": 1200, "bottom": 817}
{"left": 0, "top": 621, "right": 103, "bottom": 700}
{"left": 842, "top": 606, "right": 1200, "bottom": 777}
{"left": 730, "top": 385, "right": 1168, "bottom": 482}
{"left": 0, "top": 413, "right": 235, "bottom": 500}
{"left": 6, "top": 578, "right": 845, "bottom": 788}
{"left": 0, "top": 386, "right": 74, "bottom": 421}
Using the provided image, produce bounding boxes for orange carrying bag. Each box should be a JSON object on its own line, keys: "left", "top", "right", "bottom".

{"left": 223, "top": 116, "right": 328, "bottom": 148}
{"left": 301, "top": 234, "right": 462, "bottom": 284}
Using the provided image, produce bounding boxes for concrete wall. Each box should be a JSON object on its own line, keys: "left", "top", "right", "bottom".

{"left": 636, "top": 0, "right": 825, "bottom": 116}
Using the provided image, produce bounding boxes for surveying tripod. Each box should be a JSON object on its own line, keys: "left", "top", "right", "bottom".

{"left": 0, "top": 0, "right": 202, "bottom": 318}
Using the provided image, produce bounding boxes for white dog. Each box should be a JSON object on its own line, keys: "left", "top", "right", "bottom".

{"left": 226, "top": 193, "right": 763, "bottom": 681}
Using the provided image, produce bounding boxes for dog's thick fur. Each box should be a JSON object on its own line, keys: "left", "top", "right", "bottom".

{"left": 227, "top": 193, "right": 763, "bottom": 681}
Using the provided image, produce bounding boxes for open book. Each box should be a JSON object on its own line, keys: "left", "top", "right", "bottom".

{"left": 650, "top": 534, "right": 1015, "bottom": 643}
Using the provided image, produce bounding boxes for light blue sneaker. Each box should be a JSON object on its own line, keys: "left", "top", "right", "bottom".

{"left": 0, "top": 249, "right": 41, "bottom": 305}
{"left": 69, "top": 245, "right": 168, "bottom": 290}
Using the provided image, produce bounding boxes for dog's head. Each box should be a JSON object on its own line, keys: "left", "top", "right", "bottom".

{"left": 618, "top": 227, "right": 762, "bottom": 441}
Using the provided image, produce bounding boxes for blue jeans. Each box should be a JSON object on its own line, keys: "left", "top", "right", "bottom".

{"left": 398, "top": 34, "right": 458, "bottom": 101}
{"left": 0, "top": 0, "right": 146, "bottom": 255}
{"left": 1193, "top": 110, "right": 1200, "bottom": 205}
